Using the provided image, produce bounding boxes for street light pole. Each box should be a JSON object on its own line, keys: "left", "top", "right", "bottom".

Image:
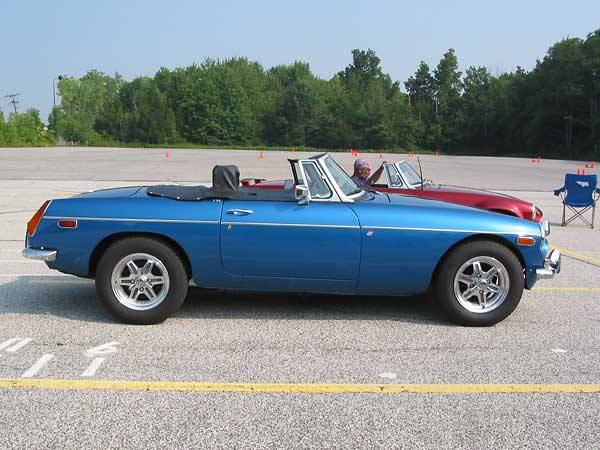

{"left": 53, "top": 75, "right": 63, "bottom": 109}
{"left": 52, "top": 75, "right": 64, "bottom": 145}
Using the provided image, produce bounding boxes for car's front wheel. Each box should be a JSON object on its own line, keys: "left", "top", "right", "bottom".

{"left": 434, "top": 240, "right": 524, "bottom": 326}
{"left": 95, "top": 237, "right": 188, "bottom": 324}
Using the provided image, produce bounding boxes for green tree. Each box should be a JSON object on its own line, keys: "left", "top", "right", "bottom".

{"left": 263, "top": 62, "right": 325, "bottom": 146}
{"left": 405, "top": 62, "right": 438, "bottom": 148}
{"left": 433, "top": 49, "right": 463, "bottom": 149}
{"left": 120, "top": 77, "right": 177, "bottom": 144}
{"left": 53, "top": 70, "right": 124, "bottom": 144}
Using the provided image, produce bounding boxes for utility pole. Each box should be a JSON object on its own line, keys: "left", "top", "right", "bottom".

{"left": 5, "top": 93, "right": 21, "bottom": 113}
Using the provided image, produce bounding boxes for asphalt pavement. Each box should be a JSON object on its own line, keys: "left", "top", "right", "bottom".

{"left": 0, "top": 147, "right": 599, "bottom": 449}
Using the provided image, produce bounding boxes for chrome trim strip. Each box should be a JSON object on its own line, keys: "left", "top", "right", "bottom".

{"left": 363, "top": 225, "right": 530, "bottom": 236}
{"left": 222, "top": 222, "right": 360, "bottom": 229}
{"left": 43, "top": 216, "right": 533, "bottom": 235}
{"left": 22, "top": 248, "right": 57, "bottom": 262}
{"left": 43, "top": 216, "right": 218, "bottom": 225}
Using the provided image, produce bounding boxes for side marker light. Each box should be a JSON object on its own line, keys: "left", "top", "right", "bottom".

{"left": 58, "top": 219, "right": 78, "bottom": 229}
{"left": 517, "top": 236, "right": 536, "bottom": 246}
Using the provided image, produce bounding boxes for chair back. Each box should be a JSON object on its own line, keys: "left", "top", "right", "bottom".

{"left": 563, "top": 174, "right": 598, "bottom": 206}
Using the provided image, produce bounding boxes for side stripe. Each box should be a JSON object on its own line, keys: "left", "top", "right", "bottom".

{"left": 363, "top": 225, "right": 530, "bottom": 236}
{"left": 42, "top": 217, "right": 534, "bottom": 236}
{"left": 43, "top": 216, "right": 218, "bottom": 225}
{"left": 221, "top": 222, "right": 360, "bottom": 229}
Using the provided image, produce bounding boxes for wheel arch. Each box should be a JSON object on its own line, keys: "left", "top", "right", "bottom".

{"left": 89, "top": 232, "right": 193, "bottom": 279}
{"left": 429, "top": 234, "right": 526, "bottom": 289}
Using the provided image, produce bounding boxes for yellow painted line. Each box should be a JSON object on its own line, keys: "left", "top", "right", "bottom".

{"left": 29, "top": 279, "right": 93, "bottom": 285}
{"left": 554, "top": 247, "right": 600, "bottom": 265}
{"left": 0, "top": 378, "right": 599, "bottom": 394}
{"left": 533, "top": 287, "right": 600, "bottom": 292}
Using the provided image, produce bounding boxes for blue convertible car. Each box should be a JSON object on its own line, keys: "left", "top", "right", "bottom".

{"left": 23, "top": 153, "right": 560, "bottom": 326}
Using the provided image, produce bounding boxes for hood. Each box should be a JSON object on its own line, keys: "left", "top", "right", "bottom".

{"left": 356, "top": 191, "right": 540, "bottom": 236}
{"left": 424, "top": 184, "right": 525, "bottom": 202}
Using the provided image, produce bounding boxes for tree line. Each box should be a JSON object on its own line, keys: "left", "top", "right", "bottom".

{"left": 9, "top": 28, "right": 600, "bottom": 158}
{"left": 0, "top": 110, "right": 54, "bottom": 146}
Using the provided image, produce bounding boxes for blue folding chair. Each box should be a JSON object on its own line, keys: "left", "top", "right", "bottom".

{"left": 553, "top": 174, "right": 600, "bottom": 228}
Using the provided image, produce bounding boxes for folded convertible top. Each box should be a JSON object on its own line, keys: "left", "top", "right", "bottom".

{"left": 147, "top": 185, "right": 296, "bottom": 202}
{"left": 148, "top": 164, "right": 296, "bottom": 201}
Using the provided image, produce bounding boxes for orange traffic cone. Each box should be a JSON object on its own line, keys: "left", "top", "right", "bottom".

{"left": 577, "top": 169, "right": 581, "bottom": 175}
{"left": 165, "top": 150, "right": 170, "bottom": 158}
{"left": 379, "top": 153, "right": 383, "bottom": 159}
{"left": 582, "top": 168, "right": 586, "bottom": 175}
{"left": 259, "top": 151, "right": 264, "bottom": 159}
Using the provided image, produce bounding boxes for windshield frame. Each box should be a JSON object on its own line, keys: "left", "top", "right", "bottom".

{"left": 395, "top": 161, "right": 424, "bottom": 189}
{"left": 321, "top": 155, "right": 363, "bottom": 197}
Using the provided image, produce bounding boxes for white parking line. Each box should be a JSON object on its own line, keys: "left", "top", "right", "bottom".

{"left": 81, "top": 358, "right": 106, "bottom": 377}
{"left": 0, "top": 338, "right": 33, "bottom": 353}
{"left": 379, "top": 372, "right": 398, "bottom": 379}
{"left": 22, "top": 354, "right": 54, "bottom": 378}
{"left": 3, "top": 338, "right": 33, "bottom": 353}
{"left": 0, "top": 260, "right": 40, "bottom": 263}
{"left": 86, "top": 342, "right": 120, "bottom": 356}
{"left": 0, "top": 274, "right": 63, "bottom": 278}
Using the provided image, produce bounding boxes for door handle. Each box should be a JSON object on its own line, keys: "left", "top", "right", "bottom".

{"left": 226, "top": 209, "right": 254, "bottom": 216}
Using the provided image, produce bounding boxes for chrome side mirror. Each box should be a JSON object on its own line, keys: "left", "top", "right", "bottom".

{"left": 295, "top": 185, "right": 310, "bottom": 206}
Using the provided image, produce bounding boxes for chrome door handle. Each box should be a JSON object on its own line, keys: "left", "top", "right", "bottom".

{"left": 226, "top": 209, "right": 254, "bottom": 216}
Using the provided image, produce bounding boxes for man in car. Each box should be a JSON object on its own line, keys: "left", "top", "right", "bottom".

{"left": 350, "top": 158, "right": 386, "bottom": 189}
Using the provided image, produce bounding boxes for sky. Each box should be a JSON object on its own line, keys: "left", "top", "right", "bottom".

{"left": 1, "top": 0, "right": 599, "bottom": 121}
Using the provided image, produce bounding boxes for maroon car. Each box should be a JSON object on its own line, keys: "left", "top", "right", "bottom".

{"left": 242, "top": 160, "right": 543, "bottom": 222}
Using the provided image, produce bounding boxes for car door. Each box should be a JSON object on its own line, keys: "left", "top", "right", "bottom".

{"left": 219, "top": 161, "right": 361, "bottom": 287}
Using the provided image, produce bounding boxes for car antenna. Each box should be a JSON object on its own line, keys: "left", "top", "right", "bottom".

{"left": 417, "top": 156, "right": 424, "bottom": 191}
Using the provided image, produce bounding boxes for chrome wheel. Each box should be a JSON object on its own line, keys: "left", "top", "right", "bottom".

{"left": 453, "top": 256, "right": 509, "bottom": 314}
{"left": 110, "top": 253, "right": 170, "bottom": 311}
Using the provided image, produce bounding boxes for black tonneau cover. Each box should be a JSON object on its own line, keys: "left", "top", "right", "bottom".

{"left": 147, "top": 164, "right": 296, "bottom": 202}
{"left": 147, "top": 185, "right": 296, "bottom": 202}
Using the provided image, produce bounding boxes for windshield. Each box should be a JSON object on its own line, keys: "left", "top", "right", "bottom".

{"left": 323, "top": 156, "right": 362, "bottom": 196}
{"left": 398, "top": 161, "right": 423, "bottom": 186}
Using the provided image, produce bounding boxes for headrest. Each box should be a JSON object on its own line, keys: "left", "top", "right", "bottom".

{"left": 212, "top": 165, "right": 240, "bottom": 191}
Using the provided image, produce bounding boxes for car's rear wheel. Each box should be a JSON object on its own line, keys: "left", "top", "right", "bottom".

{"left": 434, "top": 240, "right": 524, "bottom": 326}
{"left": 95, "top": 237, "right": 188, "bottom": 324}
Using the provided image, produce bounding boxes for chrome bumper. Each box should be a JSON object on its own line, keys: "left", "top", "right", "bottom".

{"left": 535, "top": 249, "right": 561, "bottom": 279}
{"left": 22, "top": 248, "right": 57, "bottom": 262}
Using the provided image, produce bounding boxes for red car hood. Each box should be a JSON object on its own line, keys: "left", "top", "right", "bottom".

{"left": 378, "top": 183, "right": 541, "bottom": 222}
{"left": 424, "top": 184, "right": 515, "bottom": 198}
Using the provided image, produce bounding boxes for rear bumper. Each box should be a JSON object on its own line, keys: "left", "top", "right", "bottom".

{"left": 535, "top": 249, "right": 561, "bottom": 279}
{"left": 22, "top": 247, "right": 57, "bottom": 262}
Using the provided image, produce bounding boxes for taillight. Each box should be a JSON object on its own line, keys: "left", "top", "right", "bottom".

{"left": 27, "top": 200, "right": 51, "bottom": 237}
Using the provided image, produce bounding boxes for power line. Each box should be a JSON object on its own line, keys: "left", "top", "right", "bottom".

{"left": 4, "top": 93, "right": 21, "bottom": 113}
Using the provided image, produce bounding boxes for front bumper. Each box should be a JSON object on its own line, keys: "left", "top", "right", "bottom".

{"left": 22, "top": 247, "right": 57, "bottom": 262}
{"left": 535, "top": 249, "right": 561, "bottom": 279}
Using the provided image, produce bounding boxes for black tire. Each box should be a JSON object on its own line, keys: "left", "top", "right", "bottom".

{"left": 434, "top": 240, "right": 524, "bottom": 326}
{"left": 95, "top": 237, "right": 188, "bottom": 324}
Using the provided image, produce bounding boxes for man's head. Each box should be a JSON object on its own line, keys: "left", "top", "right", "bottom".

{"left": 353, "top": 158, "right": 372, "bottom": 179}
